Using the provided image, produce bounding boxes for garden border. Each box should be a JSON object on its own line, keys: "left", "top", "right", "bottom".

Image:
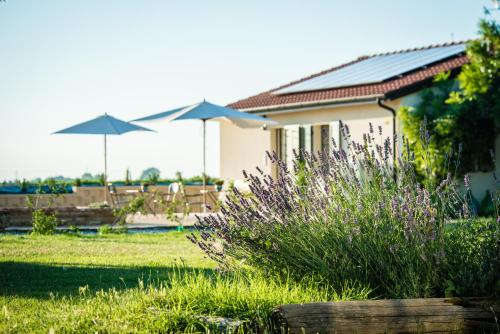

{"left": 270, "top": 298, "right": 499, "bottom": 333}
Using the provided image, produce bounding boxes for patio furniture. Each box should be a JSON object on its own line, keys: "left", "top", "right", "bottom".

{"left": 108, "top": 184, "right": 137, "bottom": 208}
{"left": 143, "top": 182, "right": 182, "bottom": 214}
{"left": 200, "top": 185, "right": 220, "bottom": 208}
{"left": 166, "top": 182, "right": 181, "bottom": 202}
{"left": 179, "top": 184, "right": 220, "bottom": 212}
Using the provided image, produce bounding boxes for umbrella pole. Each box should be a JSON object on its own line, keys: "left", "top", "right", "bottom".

{"left": 202, "top": 119, "right": 207, "bottom": 213}
{"left": 104, "top": 134, "right": 108, "bottom": 204}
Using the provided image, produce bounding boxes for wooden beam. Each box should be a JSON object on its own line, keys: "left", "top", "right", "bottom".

{"left": 270, "top": 298, "right": 499, "bottom": 333}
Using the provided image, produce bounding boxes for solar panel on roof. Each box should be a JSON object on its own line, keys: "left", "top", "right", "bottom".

{"left": 274, "top": 44, "right": 466, "bottom": 95}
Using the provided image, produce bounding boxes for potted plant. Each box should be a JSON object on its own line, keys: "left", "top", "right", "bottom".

{"left": 215, "top": 179, "right": 224, "bottom": 191}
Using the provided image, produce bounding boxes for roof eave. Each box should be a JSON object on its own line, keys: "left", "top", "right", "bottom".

{"left": 385, "top": 66, "right": 463, "bottom": 100}
{"left": 236, "top": 94, "right": 385, "bottom": 114}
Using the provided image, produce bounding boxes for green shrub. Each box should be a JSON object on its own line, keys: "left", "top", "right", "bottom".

{"left": 26, "top": 193, "right": 58, "bottom": 235}
{"left": 113, "top": 195, "right": 147, "bottom": 225}
{"left": 444, "top": 218, "right": 500, "bottom": 296}
{"left": 20, "top": 179, "right": 28, "bottom": 193}
{"left": 98, "top": 224, "right": 128, "bottom": 235}
{"left": 67, "top": 224, "right": 81, "bottom": 235}
{"left": 479, "top": 190, "right": 496, "bottom": 217}
{"left": 98, "top": 224, "right": 113, "bottom": 235}
{"left": 73, "top": 178, "right": 82, "bottom": 187}
{"left": 98, "top": 173, "right": 105, "bottom": 186}
{"left": 400, "top": 20, "right": 500, "bottom": 182}
{"left": 31, "top": 209, "right": 58, "bottom": 235}
{"left": 114, "top": 225, "right": 128, "bottom": 234}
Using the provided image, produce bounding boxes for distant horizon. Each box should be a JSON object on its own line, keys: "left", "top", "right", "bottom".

{"left": 1, "top": 0, "right": 496, "bottom": 181}
{"left": 0, "top": 170, "right": 216, "bottom": 183}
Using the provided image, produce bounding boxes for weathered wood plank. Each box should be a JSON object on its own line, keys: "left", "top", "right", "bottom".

{"left": 270, "top": 298, "right": 499, "bottom": 333}
{"left": 0, "top": 206, "right": 114, "bottom": 227}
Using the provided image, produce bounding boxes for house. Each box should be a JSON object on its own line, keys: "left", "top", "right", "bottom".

{"left": 221, "top": 41, "right": 498, "bottom": 200}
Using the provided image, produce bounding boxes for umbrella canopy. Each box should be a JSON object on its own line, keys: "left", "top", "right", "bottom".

{"left": 132, "top": 100, "right": 276, "bottom": 128}
{"left": 54, "top": 113, "right": 152, "bottom": 135}
{"left": 132, "top": 100, "right": 277, "bottom": 211}
{"left": 53, "top": 114, "right": 153, "bottom": 203}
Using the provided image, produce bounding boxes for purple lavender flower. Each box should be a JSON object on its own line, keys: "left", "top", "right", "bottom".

{"left": 188, "top": 123, "right": 474, "bottom": 299}
{"left": 464, "top": 174, "right": 471, "bottom": 189}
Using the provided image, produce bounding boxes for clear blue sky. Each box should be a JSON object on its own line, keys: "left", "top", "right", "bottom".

{"left": 0, "top": 0, "right": 494, "bottom": 181}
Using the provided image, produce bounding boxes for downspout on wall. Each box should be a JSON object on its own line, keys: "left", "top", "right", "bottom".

{"left": 376, "top": 98, "right": 397, "bottom": 164}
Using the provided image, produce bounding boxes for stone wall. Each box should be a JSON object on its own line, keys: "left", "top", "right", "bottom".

{"left": 0, "top": 207, "right": 114, "bottom": 228}
{"left": 0, "top": 185, "right": 220, "bottom": 212}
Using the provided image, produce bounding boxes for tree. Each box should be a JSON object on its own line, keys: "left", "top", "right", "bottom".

{"left": 140, "top": 167, "right": 160, "bottom": 183}
{"left": 449, "top": 20, "right": 500, "bottom": 108}
{"left": 448, "top": 19, "right": 500, "bottom": 136}
{"left": 124, "top": 168, "right": 132, "bottom": 185}
{"left": 81, "top": 172, "right": 94, "bottom": 180}
{"left": 400, "top": 20, "right": 499, "bottom": 182}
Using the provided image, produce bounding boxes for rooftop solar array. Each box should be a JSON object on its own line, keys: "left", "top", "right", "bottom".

{"left": 274, "top": 44, "right": 466, "bottom": 95}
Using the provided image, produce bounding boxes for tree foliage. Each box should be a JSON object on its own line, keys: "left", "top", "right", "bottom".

{"left": 140, "top": 167, "right": 160, "bottom": 183}
{"left": 449, "top": 20, "right": 500, "bottom": 108}
{"left": 400, "top": 20, "right": 499, "bottom": 182}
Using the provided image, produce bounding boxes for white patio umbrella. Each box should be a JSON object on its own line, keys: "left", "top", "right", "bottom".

{"left": 132, "top": 100, "right": 277, "bottom": 210}
{"left": 53, "top": 113, "right": 153, "bottom": 202}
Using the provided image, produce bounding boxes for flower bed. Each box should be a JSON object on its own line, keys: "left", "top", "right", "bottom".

{"left": 191, "top": 124, "right": 500, "bottom": 299}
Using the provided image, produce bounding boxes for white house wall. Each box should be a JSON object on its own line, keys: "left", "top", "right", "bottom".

{"left": 219, "top": 121, "right": 272, "bottom": 181}
{"left": 221, "top": 95, "right": 498, "bottom": 203}
{"left": 220, "top": 101, "right": 398, "bottom": 181}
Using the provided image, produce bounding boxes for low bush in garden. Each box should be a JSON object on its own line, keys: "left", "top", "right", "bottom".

{"left": 444, "top": 218, "right": 500, "bottom": 297}
{"left": 192, "top": 123, "right": 499, "bottom": 299}
{"left": 31, "top": 208, "right": 58, "bottom": 235}
{"left": 27, "top": 190, "right": 59, "bottom": 235}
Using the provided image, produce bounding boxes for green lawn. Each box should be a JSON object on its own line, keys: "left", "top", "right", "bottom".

{"left": 0, "top": 232, "right": 368, "bottom": 333}
{"left": 0, "top": 232, "right": 215, "bottom": 333}
{"left": 0, "top": 232, "right": 213, "bottom": 298}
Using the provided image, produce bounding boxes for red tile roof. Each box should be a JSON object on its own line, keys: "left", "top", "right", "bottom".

{"left": 228, "top": 42, "right": 469, "bottom": 111}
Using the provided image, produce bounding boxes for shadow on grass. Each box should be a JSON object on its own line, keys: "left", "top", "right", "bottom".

{"left": 0, "top": 262, "right": 214, "bottom": 299}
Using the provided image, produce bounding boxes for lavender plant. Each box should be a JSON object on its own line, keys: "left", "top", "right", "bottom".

{"left": 191, "top": 123, "right": 499, "bottom": 298}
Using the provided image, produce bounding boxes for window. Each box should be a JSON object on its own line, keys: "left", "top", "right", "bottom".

{"left": 277, "top": 122, "right": 341, "bottom": 170}
{"left": 277, "top": 125, "right": 313, "bottom": 169}
{"left": 320, "top": 125, "right": 330, "bottom": 152}
{"left": 320, "top": 121, "right": 341, "bottom": 152}
{"left": 300, "top": 125, "right": 313, "bottom": 154}
{"left": 330, "top": 121, "right": 341, "bottom": 150}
